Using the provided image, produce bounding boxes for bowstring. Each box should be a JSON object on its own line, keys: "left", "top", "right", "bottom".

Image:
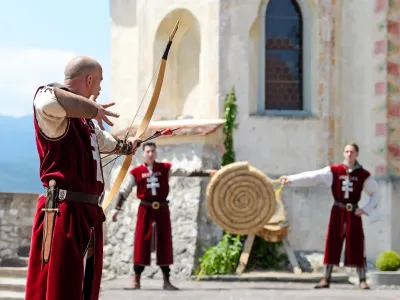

{"left": 102, "top": 130, "right": 165, "bottom": 169}
{"left": 102, "top": 56, "right": 163, "bottom": 184}
{"left": 123, "top": 58, "right": 163, "bottom": 142}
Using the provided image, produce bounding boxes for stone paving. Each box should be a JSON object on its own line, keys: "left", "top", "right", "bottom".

{"left": 100, "top": 277, "right": 400, "bottom": 300}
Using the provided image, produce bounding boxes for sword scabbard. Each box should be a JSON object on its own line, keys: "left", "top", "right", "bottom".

{"left": 41, "top": 179, "right": 58, "bottom": 265}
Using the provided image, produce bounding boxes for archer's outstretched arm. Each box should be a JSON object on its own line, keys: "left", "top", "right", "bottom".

{"left": 94, "top": 124, "right": 141, "bottom": 155}
{"left": 280, "top": 166, "right": 333, "bottom": 187}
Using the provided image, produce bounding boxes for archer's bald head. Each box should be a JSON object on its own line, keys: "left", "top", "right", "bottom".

{"left": 64, "top": 56, "right": 101, "bottom": 80}
{"left": 63, "top": 56, "right": 103, "bottom": 98}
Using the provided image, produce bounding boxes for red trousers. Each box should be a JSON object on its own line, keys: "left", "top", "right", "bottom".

{"left": 134, "top": 204, "right": 173, "bottom": 266}
{"left": 323, "top": 205, "right": 365, "bottom": 268}
{"left": 25, "top": 196, "right": 105, "bottom": 300}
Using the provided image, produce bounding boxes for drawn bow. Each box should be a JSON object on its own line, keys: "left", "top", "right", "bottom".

{"left": 101, "top": 21, "right": 180, "bottom": 211}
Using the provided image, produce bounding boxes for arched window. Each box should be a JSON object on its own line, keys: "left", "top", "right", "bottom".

{"left": 265, "top": 0, "right": 303, "bottom": 110}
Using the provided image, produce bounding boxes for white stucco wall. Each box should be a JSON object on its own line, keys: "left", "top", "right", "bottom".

{"left": 110, "top": 0, "right": 220, "bottom": 134}
{"left": 110, "top": 0, "right": 140, "bottom": 133}
{"left": 219, "top": 0, "right": 330, "bottom": 175}
{"left": 339, "top": 0, "right": 387, "bottom": 174}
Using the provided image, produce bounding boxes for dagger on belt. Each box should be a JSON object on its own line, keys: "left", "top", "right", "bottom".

{"left": 41, "top": 179, "right": 59, "bottom": 266}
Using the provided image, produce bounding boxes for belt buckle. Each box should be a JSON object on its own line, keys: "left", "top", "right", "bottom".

{"left": 345, "top": 203, "right": 353, "bottom": 212}
{"left": 152, "top": 201, "right": 160, "bottom": 210}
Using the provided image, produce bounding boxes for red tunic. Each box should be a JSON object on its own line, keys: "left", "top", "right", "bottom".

{"left": 25, "top": 86, "right": 105, "bottom": 300}
{"left": 131, "top": 162, "right": 173, "bottom": 266}
{"left": 323, "top": 164, "right": 371, "bottom": 268}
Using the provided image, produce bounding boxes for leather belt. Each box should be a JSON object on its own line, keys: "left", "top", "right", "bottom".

{"left": 334, "top": 201, "right": 358, "bottom": 213}
{"left": 140, "top": 200, "right": 169, "bottom": 210}
{"left": 44, "top": 187, "right": 104, "bottom": 206}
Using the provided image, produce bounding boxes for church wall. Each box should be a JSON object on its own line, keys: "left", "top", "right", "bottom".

{"left": 387, "top": 0, "right": 400, "bottom": 258}
{"left": 110, "top": 0, "right": 221, "bottom": 136}
{"left": 338, "top": 0, "right": 388, "bottom": 177}
{"left": 110, "top": 0, "right": 140, "bottom": 134}
{"left": 387, "top": 0, "right": 400, "bottom": 175}
{"left": 334, "top": 0, "right": 400, "bottom": 262}
{"left": 219, "top": 0, "right": 334, "bottom": 176}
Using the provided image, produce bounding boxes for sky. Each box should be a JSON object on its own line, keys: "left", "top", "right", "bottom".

{"left": 0, "top": 0, "right": 110, "bottom": 117}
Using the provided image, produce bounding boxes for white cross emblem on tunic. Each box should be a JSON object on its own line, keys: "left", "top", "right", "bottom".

{"left": 90, "top": 133, "right": 103, "bottom": 183}
{"left": 146, "top": 175, "right": 160, "bottom": 196}
{"left": 341, "top": 177, "right": 353, "bottom": 199}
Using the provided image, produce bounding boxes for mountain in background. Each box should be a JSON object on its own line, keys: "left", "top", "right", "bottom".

{"left": 0, "top": 115, "right": 41, "bottom": 193}
{"left": 0, "top": 115, "right": 109, "bottom": 193}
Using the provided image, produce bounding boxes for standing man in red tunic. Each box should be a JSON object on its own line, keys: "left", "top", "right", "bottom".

{"left": 280, "top": 143, "right": 380, "bottom": 290}
{"left": 26, "top": 56, "right": 142, "bottom": 300}
{"left": 112, "top": 142, "right": 216, "bottom": 290}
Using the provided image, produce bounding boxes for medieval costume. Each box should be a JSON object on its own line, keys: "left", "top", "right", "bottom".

{"left": 113, "top": 161, "right": 213, "bottom": 290}
{"left": 26, "top": 83, "right": 134, "bottom": 300}
{"left": 286, "top": 161, "right": 379, "bottom": 289}
{"left": 114, "top": 161, "right": 176, "bottom": 290}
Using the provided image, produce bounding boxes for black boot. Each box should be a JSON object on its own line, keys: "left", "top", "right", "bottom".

{"left": 161, "top": 266, "right": 179, "bottom": 290}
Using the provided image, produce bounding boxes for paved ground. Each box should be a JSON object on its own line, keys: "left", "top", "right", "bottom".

{"left": 100, "top": 277, "right": 400, "bottom": 300}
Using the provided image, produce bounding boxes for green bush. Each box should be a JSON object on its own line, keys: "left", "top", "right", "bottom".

{"left": 197, "top": 233, "right": 243, "bottom": 276}
{"left": 376, "top": 250, "right": 400, "bottom": 271}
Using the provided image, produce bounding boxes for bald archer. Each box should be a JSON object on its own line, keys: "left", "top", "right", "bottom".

{"left": 25, "top": 56, "right": 141, "bottom": 300}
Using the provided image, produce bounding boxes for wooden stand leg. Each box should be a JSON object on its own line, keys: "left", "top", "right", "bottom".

{"left": 282, "top": 237, "right": 302, "bottom": 274}
{"left": 236, "top": 234, "right": 255, "bottom": 274}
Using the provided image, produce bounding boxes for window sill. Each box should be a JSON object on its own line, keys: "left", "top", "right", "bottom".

{"left": 250, "top": 110, "right": 317, "bottom": 119}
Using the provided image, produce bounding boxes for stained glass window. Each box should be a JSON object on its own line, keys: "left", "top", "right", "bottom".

{"left": 265, "top": 0, "right": 303, "bottom": 110}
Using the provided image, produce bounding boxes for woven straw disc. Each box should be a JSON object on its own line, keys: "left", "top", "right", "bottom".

{"left": 206, "top": 161, "right": 277, "bottom": 235}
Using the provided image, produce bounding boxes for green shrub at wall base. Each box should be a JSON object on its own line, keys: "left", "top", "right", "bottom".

{"left": 376, "top": 250, "right": 400, "bottom": 271}
{"left": 197, "top": 233, "right": 242, "bottom": 275}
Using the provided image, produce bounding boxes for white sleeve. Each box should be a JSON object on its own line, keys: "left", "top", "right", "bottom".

{"left": 94, "top": 123, "right": 118, "bottom": 153}
{"left": 361, "top": 176, "right": 380, "bottom": 216}
{"left": 286, "top": 166, "right": 333, "bottom": 187}
{"left": 119, "top": 173, "right": 136, "bottom": 199}
{"left": 34, "top": 86, "right": 69, "bottom": 138}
